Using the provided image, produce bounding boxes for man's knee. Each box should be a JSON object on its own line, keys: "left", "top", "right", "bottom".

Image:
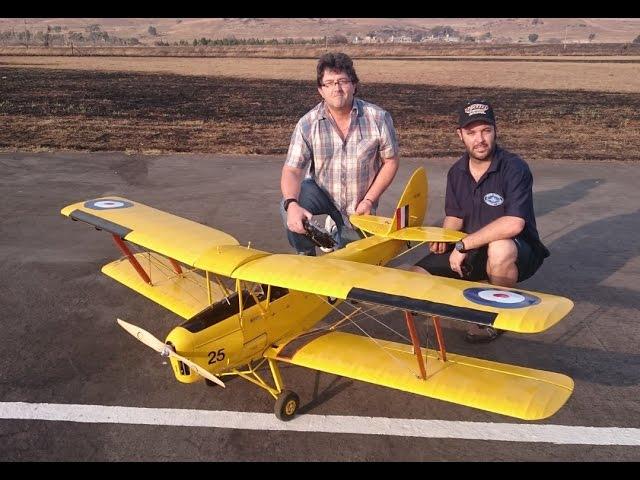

{"left": 487, "top": 239, "right": 517, "bottom": 270}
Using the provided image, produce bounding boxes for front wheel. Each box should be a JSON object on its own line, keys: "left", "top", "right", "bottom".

{"left": 274, "top": 390, "right": 299, "bottom": 421}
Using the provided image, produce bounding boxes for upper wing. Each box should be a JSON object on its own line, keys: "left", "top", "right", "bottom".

{"left": 265, "top": 331, "right": 573, "bottom": 421}
{"left": 233, "top": 255, "right": 573, "bottom": 334}
{"left": 61, "top": 197, "right": 269, "bottom": 274}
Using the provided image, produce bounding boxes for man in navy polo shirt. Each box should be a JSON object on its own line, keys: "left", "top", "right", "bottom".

{"left": 413, "top": 99, "right": 550, "bottom": 343}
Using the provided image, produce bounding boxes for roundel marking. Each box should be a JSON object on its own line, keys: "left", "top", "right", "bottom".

{"left": 84, "top": 199, "right": 133, "bottom": 210}
{"left": 463, "top": 287, "right": 541, "bottom": 309}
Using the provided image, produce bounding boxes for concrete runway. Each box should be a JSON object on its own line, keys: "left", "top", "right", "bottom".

{"left": 1, "top": 151, "right": 639, "bottom": 461}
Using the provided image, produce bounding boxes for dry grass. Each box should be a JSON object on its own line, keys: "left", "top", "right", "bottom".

{"left": 2, "top": 43, "right": 640, "bottom": 58}
{"left": 1, "top": 55, "right": 639, "bottom": 93}
{"left": 1, "top": 67, "right": 638, "bottom": 161}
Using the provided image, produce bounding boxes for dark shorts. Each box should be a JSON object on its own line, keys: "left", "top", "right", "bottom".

{"left": 414, "top": 236, "right": 545, "bottom": 283}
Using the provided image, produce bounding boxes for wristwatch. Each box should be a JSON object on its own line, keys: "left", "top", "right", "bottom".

{"left": 283, "top": 198, "right": 298, "bottom": 211}
{"left": 454, "top": 240, "right": 467, "bottom": 253}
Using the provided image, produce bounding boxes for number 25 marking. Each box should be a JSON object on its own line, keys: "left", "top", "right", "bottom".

{"left": 208, "top": 348, "right": 226, "bottom": 364}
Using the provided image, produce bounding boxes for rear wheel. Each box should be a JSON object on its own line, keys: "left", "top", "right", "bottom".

{"left": 274, "top": 390, "right": 299, "bottom": 421}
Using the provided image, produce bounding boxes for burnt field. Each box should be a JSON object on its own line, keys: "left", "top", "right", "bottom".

{"left": 1, "top": 67, "right": 639, "bottom": 161}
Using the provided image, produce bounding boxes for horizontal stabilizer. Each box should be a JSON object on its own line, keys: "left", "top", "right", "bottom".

{"left": 266, "top": 331, "right": 573, "bottom": 420}
{"left": 349, "top": 216, "right": 466, "bottom": 243}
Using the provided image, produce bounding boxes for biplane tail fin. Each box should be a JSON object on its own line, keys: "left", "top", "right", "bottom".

{"left": 349, "top": 167, "right": 427, "bottom": 237}
{"left": 349, "top": 167, "right": 466, "bottom": 244}
{"left": 389, "top": 165, "right": 428, "bottom": 232}
{"left": 116, "top": 318, "right": 225, "bottom": 387}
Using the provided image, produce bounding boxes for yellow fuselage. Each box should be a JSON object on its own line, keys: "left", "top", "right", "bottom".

{"left": 165, "top": 236, "right": 406, "bottom": 383}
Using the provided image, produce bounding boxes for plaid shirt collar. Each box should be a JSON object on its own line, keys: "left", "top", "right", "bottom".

{"left": 318, "top": 98, "right": 362, "bottom": 121}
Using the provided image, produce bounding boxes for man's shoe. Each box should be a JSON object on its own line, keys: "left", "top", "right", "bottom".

{"left": 465, "top": 324, "right": 504, "bottom": 344}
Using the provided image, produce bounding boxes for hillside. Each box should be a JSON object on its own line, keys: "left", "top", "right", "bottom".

{"left": 1, "top": 18, "right": 639, "bottom": 45}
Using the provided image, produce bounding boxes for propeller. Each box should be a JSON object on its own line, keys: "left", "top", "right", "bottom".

{"left": 116, "top": 318, "right": 225, "bottom": 388}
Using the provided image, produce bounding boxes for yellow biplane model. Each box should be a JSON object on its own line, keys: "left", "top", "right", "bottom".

{"left": 61, "top": 168, "right": 574, "bottom": 421}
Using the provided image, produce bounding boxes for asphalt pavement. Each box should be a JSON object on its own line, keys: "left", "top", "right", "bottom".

{"left": 0, "top": 151, "right": 638, "bottom": 461}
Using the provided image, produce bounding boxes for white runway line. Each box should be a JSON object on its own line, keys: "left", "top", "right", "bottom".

{"left": 1, "top": 402, "right": 639, "bottom": 446}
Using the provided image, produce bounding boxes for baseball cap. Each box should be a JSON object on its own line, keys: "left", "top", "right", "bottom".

{"left": 458, "top": 99, "right": 495, "bottom": 128}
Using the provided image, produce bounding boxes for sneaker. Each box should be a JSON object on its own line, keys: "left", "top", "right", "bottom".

{"left": 464, "top": 324, "right": 504, "bottom": 344}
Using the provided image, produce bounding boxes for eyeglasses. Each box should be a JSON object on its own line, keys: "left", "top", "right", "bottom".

{"left": 321, "top": 78, "right": 352, "bottom": 88}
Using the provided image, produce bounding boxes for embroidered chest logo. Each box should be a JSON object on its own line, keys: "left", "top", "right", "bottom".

{"left": 484, "top": 193, "right": 504, "bottom": 206}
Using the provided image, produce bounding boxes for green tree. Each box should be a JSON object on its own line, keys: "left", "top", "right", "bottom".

{"left": 148, "top": 26, "right": 157, "bottom": 36}
{"left": 633, "top": 35, "right": 640, "bottom": 44}
{"left": 528, "top": 33, "right": 539, "bottom": 43}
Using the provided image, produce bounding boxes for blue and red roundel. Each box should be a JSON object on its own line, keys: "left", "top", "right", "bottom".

{"left": 84, "top": 199, "right": 133, "bottom": 210}
{"left": 463, "top": 288, "right": 541, "bottom": 309}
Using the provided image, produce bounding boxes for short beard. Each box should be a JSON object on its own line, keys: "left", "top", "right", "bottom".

{"left": 468, "top": 143, "right": 495, "bottom": 162}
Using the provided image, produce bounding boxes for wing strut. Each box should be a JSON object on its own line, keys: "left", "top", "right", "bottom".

{"left": 404, "top": 311, "right": 427, "bottom": 380}
{"left": 111, "top": 234, "right": 151, "bottom": 285}
{"left": 432, "top": 315, "right": 447, "bottom": 362}
{"left": 168, "top": 258, "right": 183, "bottom": 275}
{"left": 404, "top": 312, "right": 449, "bottom": 380}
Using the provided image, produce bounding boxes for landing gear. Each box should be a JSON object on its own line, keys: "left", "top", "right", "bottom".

{"left": 274, "top": 390, "right": 299, "bottom": 421}
{"left": 227, "top": 358, "right": 301, "bottom": 421}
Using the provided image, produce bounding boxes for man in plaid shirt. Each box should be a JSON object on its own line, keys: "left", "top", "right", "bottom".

{"left": 281, "top": 52, "right": 400, "bottom": 255}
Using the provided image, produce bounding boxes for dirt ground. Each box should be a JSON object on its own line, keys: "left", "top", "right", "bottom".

{"left": 1, "top": 66, "right": 639, "bottom": 161}
{"left": 2, "top": 55, "right": 639, "bottom": 93}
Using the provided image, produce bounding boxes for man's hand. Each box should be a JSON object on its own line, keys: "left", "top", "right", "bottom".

{"left": 286, "top": 203, "right": 313, "bottom": 234}
{"left": 429, "top": 242, "right": 448, "bottom": 254}
{"left": 355, "top": 198, "right": 374, "bottom": 215}
{"left": 449, "top": 249, "right": 467, "bottom": 278}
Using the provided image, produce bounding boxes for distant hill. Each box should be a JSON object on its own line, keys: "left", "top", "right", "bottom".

{"left": 1, "top": 18, "right": 639, "bottom": 45}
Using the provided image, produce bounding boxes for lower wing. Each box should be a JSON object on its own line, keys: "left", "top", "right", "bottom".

{"left": 265, "top": 330, "right": 573, "bottom": 420}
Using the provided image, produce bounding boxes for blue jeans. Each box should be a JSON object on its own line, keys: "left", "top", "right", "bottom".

{"left": 280, "top": 179, "right": 362, "bottom": 255}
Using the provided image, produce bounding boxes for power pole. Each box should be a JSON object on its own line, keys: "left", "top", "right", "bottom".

{"left": 563, "top": 24, "right": 568, "bottom": 51}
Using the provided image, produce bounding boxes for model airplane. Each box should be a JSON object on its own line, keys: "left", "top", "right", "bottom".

{"left": 61, "top": 167, "right": 574, "bottom": 421}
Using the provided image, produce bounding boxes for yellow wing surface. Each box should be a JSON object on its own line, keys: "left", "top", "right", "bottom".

{"left": 61, "top": 197, "right": 270, "bottom": 318}
{"left": 62, "top": 197, "right": 241, "bottom": 265}
{"left": 265, "top": 331, "right": 573, "bottom": 420}
{"left": 233, "top": 255, "right": 573, "bottom": 334}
